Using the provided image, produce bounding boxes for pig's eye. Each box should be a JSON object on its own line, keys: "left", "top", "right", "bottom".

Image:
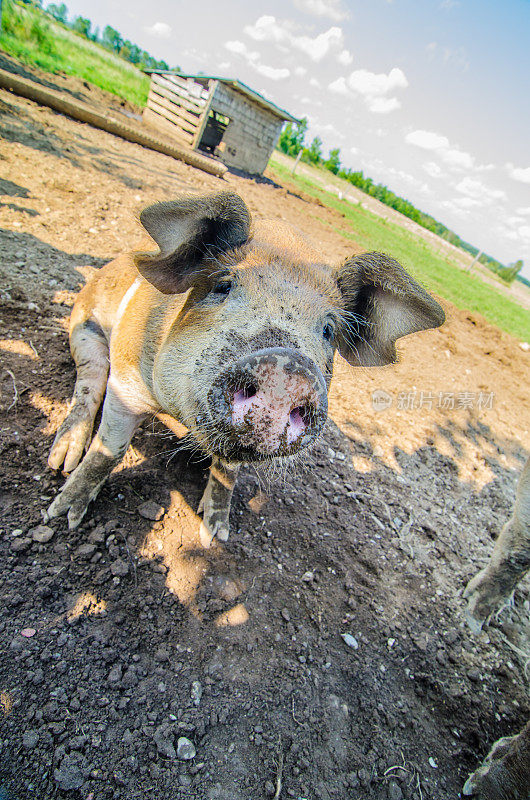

{"left": 323, "top": 320, "right": 336, "bottom": 343}
{"left": 212, "top": 279, "right": 232, "bottom": 297}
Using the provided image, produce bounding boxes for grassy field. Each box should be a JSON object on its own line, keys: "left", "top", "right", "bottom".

{"left": 0, "top": 0, "right": 149, "bottom": 106}
{"left": 269, "top": 155, "right": 530, "bottom": 342}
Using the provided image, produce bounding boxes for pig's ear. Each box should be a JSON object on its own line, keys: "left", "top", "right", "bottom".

{"left": 334, "top": 252, "right": 445, "bottom": 366}
{"left": 133, "top": 191, "right": 251, "bottom": 294}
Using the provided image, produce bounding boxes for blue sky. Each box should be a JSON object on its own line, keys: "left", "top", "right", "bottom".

{"left": 60, "top": 0, "right": 530, "bottom": 277}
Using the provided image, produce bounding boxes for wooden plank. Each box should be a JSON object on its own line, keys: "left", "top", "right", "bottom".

{"left": 192, "top": 80, "right": 217, "bottom": 150}
{"left": 160, "top": 79, "right": 207, "bottom": 109}
{"left": 150, "top": 81, "right": 205, "bottom": 115}
{"left": 148, "top": 88, "right": 202, "bottom": 128}
{"left": 143, "top": 108, "right": 194, "bottom": 146}
{"left": 149, "top": 82, "right": 203, "bottom": 118}
{"left": 142, "top": 108, "right": 194, "bottom": 145}
{"left": 147, "top": 96, "right": 198, "bottom": 137}
{"left": 149, "top": 106, "right": 196, "bottom": 139}
{"left": 148, "top": 88, "right": 199, "bottom": 127}
{"left": 165, "top": 74, "right": 209, "bottom": 100}
{"left": 151, "top": 74, "right": 205, "bottom": 106}
{"left": 151, "top": 75, "right": 206, "bottom": 111}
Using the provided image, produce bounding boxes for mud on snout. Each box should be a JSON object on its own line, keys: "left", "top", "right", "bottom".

{"left": 198, "top": 347, "right": 328, "bottom": 463}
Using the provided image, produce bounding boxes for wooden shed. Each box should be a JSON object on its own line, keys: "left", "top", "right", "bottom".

{"left": 144, "top": 72, "right": 299, "bottom": 176}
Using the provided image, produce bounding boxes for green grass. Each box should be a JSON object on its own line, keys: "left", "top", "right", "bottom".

{"left": 270, "top": 155, "right": 530, "bottom": 342}
{"left": 0, "top": 0, "right": 150, "bottom": 107}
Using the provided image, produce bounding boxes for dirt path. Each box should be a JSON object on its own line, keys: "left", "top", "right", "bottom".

{"left": 0, "top": 68, "right": 529, "bottom": 800}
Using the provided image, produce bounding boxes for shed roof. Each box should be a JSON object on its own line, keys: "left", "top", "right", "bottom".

{"left": 146, "top": 71, "right": 300, "bottom": 124}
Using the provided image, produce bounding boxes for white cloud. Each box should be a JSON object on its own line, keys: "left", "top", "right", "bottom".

{"left": 516, "top": 207, "right": 530, "bottom": 216}
{"left": 406, "top": 129, "right": 450, "bottom": 150}
{"left": 508, "top": 164, "right": 530, "bottom": 184}
{"left": 225, "top": 40, "right": 258, "bottom": 60}
{"left": 329, "top": 66, "right": 407, "bottom": 113}
{"left": 440, "top": 199, "right": 472, "bottom": 216}
{"left": 146, "top": 21, "right": 172, "bottom": 38}
{"left": 294, "top": 66, "right": 307, "bottom": 77}
{"left": 293, "top": 0, "right": 348, "bottom": 21}
{"left": 451, "top": 197, "right": 482, "bottom": 209}
{"left": 503, "top": 223, "right": 530, "bottom": 243}
{"left": 347, "top": 67, "right": 408, "bottom": 96}
{"left": 442, "top": 148, "right": 474, "bottom": 169}
{"left": 224, "top": 39, "right": 290, "bottom": 80}
{"left": 368, "top": 96, "right": 400, "bottom": 114}
{"left": 337, "top": 48, "right": 353, "bottom": 65}
{"left": 329, "top": 76, "right": 349, "bottom": 95}
{"left": 309, "top": 77, "right": 321, "bottom": 88}
{"left": 423, "top": 161, "right": 443, "bottom": 179}
{"left": 244, "top": 15, "right": 345, "bottom": 62}
{"left": 257, "top": 64, "right": 290, "bottom": 80}
{"left": 385, "top": 166, "right": 427, "bottom": 190}
{"left": 456, "top": 176, "right": 506, "bottom": 202}
{"left": 405, "top": 128, "right": 477, "bottom": 172}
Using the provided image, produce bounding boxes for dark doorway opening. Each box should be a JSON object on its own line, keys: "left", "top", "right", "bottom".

{"left": 198, "top": 110, "right": 230, "bottom": 155}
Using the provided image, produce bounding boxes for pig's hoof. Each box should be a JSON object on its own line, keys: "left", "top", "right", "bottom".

{"left": 463, "top": 571, "right": 508, "bottom": 632}
{"left": 463, "top": 736, "right": 517, "bottom": 797}
{"left": 48, "top": 411, "right": 94, "bottom": 473}
{"left": 198, "top": 519, "right": 229, "bottom": 548}
{"left": 47, "top": 482, "right": 99, "bottom": 529}
{"left": 463, "top": 609, "right": 484, "bottom": 635}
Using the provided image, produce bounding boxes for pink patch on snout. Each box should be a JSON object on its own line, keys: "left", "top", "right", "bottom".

{"left": 230, "top": 362, "right": 317, "bottom": 454}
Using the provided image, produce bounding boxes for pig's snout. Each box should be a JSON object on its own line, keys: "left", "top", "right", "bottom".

{"left": 207, "top": 348, "right": 328, "bottom": 461}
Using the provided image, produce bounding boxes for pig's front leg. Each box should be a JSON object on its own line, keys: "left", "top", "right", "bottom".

{"left": 464, "top": 458, "right": 530, "bottom": 632}
{"left": 198, "top": 457, "right": 240, "bottom": 547}
{"left": 464, "top": 512, "right": 530, "bottom": 632}
{"left": 47, "top": 383, "right": 147, "bottom": 529}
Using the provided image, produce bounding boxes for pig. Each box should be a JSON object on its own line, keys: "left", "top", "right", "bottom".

{"left": 46, "top": 190, "right": 444, "bottom": 544}
{"left": 464, "top": 457, "right": 530, "bottom": 631}
{"left": 462, "top": 722, "right": 530, "bottom": 800}
{"left": 463, "top": 456, "right": 530, "bottom": 799}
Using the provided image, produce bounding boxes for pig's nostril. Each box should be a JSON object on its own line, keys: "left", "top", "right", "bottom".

{"left": 233, "top": 384, "right": 257, "bottom": 404}
{"left": 292, "top": 405, "right": 316, "bottom": 425}
{"left": 290, "top": 406, "right": 309, "bottom": 429}
{"left": 288, "top": 405, "right": 313, "bottom": 445}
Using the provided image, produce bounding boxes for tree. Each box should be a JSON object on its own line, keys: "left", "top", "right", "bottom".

{"left": 304, "top": 136, "right": 322, "bottom": 165}
{"left": 46, "top": 2, "right": 67, "bottom": 23}
{"left": 498, "top": 259, "right": 523, "bottom": 284}
{"left": 324, "top": 147, "right": 341, "bottom": 175}
{"left": 128, "top": 43, "right": 141, "bottom": 64}
{"left": 277, "top": 117, "right": 308, "bottom": 157}
{"left": 119, "top": 41, "right": 131, "bottom": 61}
{"left": 72, "top": 14, "right": 90, "bottom": 37}
{"left": 101, "top": 24, "right": 122, "bottom": 52}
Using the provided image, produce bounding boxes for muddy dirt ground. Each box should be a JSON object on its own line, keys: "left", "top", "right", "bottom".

{"left": 0, "top": 59, "right": 529, "bottom": 800}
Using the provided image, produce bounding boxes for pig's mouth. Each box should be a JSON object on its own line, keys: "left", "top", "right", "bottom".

{"left": 196, "top": 347, "right": 328, "bottom": 463}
